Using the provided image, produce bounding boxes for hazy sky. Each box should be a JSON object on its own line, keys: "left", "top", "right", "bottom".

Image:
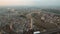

{"left": 0, "top": 0, "right": 60, "bottom": 6}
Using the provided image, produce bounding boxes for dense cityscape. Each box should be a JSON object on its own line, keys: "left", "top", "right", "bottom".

{"left": 0, "top": 7, "right": 60, "bottom": 34}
